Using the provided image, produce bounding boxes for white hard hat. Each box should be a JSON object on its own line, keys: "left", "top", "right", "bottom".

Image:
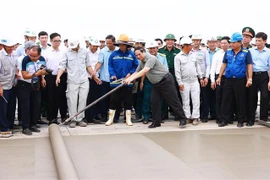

{"left": 136, "top": 38, "right": 146, "bottom": 43}
{"left": 207, "top": 36, "right": 217, "bottom": 42}
{"left": 146, "top": 41, "right": 159, "bottom": 48}
{"left": 89, "top": 37, "right": 101, "bottom": 46}
{"left": 24, "top": 28, "right": 37, "bottom": 37}
{"left": 68, "top": 39, "right": 80, "bottom": 49}
{"left": 180, "top": 37, "right": 193, "bottom": 45}
{"left": 0, "top": 38, "right": 17, "bottom": 47}
{"left": 191, "top": 34, "right": 202, "bottom": 40}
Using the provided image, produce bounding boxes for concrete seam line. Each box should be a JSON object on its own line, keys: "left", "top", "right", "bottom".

{"left": 49, "top": 124, "right": 79, "bottom": 180}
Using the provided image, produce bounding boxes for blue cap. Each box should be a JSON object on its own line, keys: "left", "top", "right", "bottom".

{"left": 230, "top": 32, "right": 243, "bottom": 43}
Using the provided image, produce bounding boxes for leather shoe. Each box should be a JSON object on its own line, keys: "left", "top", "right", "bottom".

{"left": 37, "top": 120, "right": 48, "bottom": 125}
{"left": 48, "top": 119, "right": 60, "bottom": 125}
{"left": 162, "top": 115, "right": 168, "bottom": 120}
{"left": 179, "top": 120, "right": 187, "bottom": 128}
{"left": 201, "top": 119, "right": 208, "bottom": 123}
{"left": 148, "top": 122, "right": 161, "bottom": 128}
{"left": 218, "top": 122, "right": 228, "bottom": 127}
{"left": 246, "top": 121, "right": 254, "bottom": 127}
{"left": 143, "top": 118, "right": 149, "bottom": 124}
{"left": 237, "top": 122, "right": 244, "bottom": 128}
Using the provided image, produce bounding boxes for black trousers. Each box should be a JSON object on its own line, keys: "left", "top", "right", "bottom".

{"left": 151, "top": 73, "right": 186, "bottom": 123}
{"left": 200, "top": 78, "right": 216, "bottom": 119}
{"left": 109, "top": 86, "right": 133, "bottom": 110}
{"left": 215, "top": 75, "right": 225, "bottom": 122}
{"left": 99, "top": 81, "right": 110, "bottom": 118}
{"left": 86, "top": 78, "right": 102, "bottom": 120}
{"left": 45, "top": 74, "right": 68, "bottom": 121}
{"left": 17, "top": 80, "right": 41, "bottom": 129}
{"left": 221, "top": 78, "right": 246, "bottom": 123}
{"left": 247, "top": 72, "right": 269, "bottom": 122}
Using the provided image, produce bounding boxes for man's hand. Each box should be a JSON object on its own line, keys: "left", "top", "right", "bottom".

{"left": 111, "top": 76, "right": 117, "bottom": 81}
{"left": 179, "top": 84, "right": 184, "bottom": 91}
{"left": 36, "top": 69, "right": 47, "bottom": 76}
{"left": 41, "top": 79, "right": 46, "bottom": 88}
{"left": 124, "top": 77, "right": 134, "bottom": 85}
{"left": 211, "top": 82, "right": 216, "bottom": 90}
{"left": 140, "top": 82, "right": 144, "bottom": 91}
{"left": 125, "top": 73, "right": 131, "bottom": 79}
{"left": 94, "top": 76, "right": 102, "bottom": 85}
{"left": 199, "top": 79, "right": 205, "bottom": 87}
{"left": 203, "top": 78, "right": 208, "bottom": 87}
{"left": 56, "top": 78, "right": 60, "bottom": 87}
{"left": 0, "top": 86, "right": 3, "bottom": 97}
{"left": 268, "top": 82, "right": 270, "bottom": 91}
{"left": 246, "top": 79, "right": 252, "bottom": 88}
{"left": 216, "top": 77, "right": 221, "bottom": 86}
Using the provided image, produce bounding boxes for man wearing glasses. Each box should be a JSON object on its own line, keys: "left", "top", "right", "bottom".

{"left": 42, "top": 33, "right": 68, "bottom": 125}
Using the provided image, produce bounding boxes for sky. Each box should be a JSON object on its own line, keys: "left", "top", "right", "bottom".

{"left": 1, "top": 0, "right": 269, "bottom": 43}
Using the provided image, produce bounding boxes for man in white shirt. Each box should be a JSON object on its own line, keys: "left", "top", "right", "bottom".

{"left": 175, "top": 37, "right": 203, "bottom": 125}
{"left": 85, "top": 37, "right": 102, "bottom": 124}
{"left": 210, "top": 36, "right": 230, "bottom": 125}
{"left": 56, "top": 39, "right": 101, "bottom": 128}
{"left": 43, "top": 33, "right": 68, "bottom": 125}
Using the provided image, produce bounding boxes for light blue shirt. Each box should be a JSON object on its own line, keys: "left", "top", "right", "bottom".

{"left": 16, "top": 44, "right": 25, "bottom": 57}
{"left": 250, "top": 46, "right": 270, "bottom": 72}
{"left": 156, "top": 53, "right": 168, "bottom": 69}
{"left": 208, "top": 48, "right": 219, "bottom": 66}
{"left": 98, "top": 46, "right": 118, "bottom": 82}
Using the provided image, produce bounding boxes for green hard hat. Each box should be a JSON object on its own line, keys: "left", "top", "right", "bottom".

{"left": 217, "top": 36, "right": 223, "bottom": 40}
{"left": 164, "top": 34, "right": 176, "bottom": 41}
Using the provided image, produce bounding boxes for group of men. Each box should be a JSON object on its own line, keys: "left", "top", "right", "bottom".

{"left": 0, "top": 26, "right": 270, "bottom": 138}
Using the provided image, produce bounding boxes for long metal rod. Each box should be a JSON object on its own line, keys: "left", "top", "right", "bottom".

{"left": 59, "top": 83, "right": 124, "bottom": 125}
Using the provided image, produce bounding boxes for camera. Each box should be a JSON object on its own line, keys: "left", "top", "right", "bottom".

{"left": 39, "top": 64, "right": 53, "bottom": 75}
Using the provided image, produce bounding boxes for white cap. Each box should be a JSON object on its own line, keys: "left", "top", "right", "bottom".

{"left": 69, "top": 39, "right": 80, "bottom": 49}
{"left": 146, "top": 41, "right": 159, "bottom": 48}
{"left": 89, "top": 37, "right": 101, "bottom": 46}
{"left": 180, "top": 37, "right": 193, "bottom": 45}
{"left": 24, "top": 28, "right": 37, "bottom": 37}
{"left": 0, "top": 38, "right": 17, "bottom": 47}
{"left": 191, "top": 34, "right": 202, "bottom": 40}
{"left": 136, "top": 38, "right": 146, "bottom": 43}
{"left": 207, "top": 36, "right": 217, "bottom": 42}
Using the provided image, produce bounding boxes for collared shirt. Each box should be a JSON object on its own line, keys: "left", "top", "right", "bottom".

{"left": 16, "top": 44, "right": 25, "bottom": 57}
{"left": 192, "top": 48, "right": 210, "bottom": 78}
{"left": 210, "top": 49, "right": 225, "bottom": 82}
{"left": 249, "top": 46, "right": 270, "bottom": 72}
{"left": 43, "top": 47, "right": 66, "bottom": 75}
{"left": 0, "top": 49, "right": 17, "bottom": 89}
{"left": 59, "top": 48, "right": 90, "bottom": 84}
{"left": 208, "top": 48, "right": 219, "bottom": 66}
{"left": 98, "top": 46, "right": 118, "bottom": 82}
{"left": 156, "top": 53, "right": 169, "bottom": 69}
{"left": 158, "top": 46, "right": 180, "bottom": 74}
{"left": 88, "top": 49, "right": 100, "bottom": 78}
{"left": 174, "top": 51, "right": 202, "bottom": 85}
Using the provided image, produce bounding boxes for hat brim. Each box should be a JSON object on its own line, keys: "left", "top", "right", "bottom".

{"left": 242, "top": 32, "right": 253, "bottom": 38}
{"left": 164, "top": 39, "right": 176, "bottom": 42}
{"left": 2, "top": 43, "right": 17, "bottom": 47}
{"left": 69, "top": 42, "right": 80, "bottom": 49}
{"left": 114, "top": 42, "right": 133, "bottom": 48}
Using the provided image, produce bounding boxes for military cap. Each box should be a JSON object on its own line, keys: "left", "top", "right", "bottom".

{"left": 242, "top": 27, "right": 255, "bottom": 38}
{"left": 164, "top": 34, "right": 176, "bottom": 41}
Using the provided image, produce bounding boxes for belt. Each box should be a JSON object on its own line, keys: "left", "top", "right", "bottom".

{"left": 155, "top": 73, "right": 170, "bottom": 85}
{"left": 253, "top": 71, "right": 267, "bottom": 75}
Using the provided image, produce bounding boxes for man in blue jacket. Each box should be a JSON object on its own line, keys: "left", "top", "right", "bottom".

{"left": 105, "top": 34, "right": 139, "bottom": 126}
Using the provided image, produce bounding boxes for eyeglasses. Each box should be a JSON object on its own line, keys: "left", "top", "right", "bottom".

{"left": 53, "top": 40, "right": 62, "bottom": 43}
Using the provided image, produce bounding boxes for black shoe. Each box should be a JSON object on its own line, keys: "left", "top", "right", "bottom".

{"left": 22, "top": 128, "right": 32, "bottom": 135}
{"left": 179, "top": 120, "right": 187, "bottom": 127}
{"left": 92, "top": 119, "right": 103, "bottom": 124}
{"left": 162, "top": 115, "right": 168, "bottom": 120}
{"left": 100, "top": 115, "right": 108, "bottom": 122}
{"left": 94, "top": 114, "right": 101, "bottom": 120}
{"left": 218, "top": 122, "right": 228, "bottom": 127}
{"left": 143, "top": 118, "right": 149, "bottom": 124}
{"left": 228, "top": 121, "right": 233, "bottom": 124}
{"left": 237, "top": 122, "right": 244, "bottom": 128}
{"left": 48, "top": 119, "right": 60, "bottom": 125}
{"left": 246, "top": 121, "right": 254, "bottom": 127}
{"left": 35, "top": 124, "right": 41, "bottom": 128}
{"left": 29, "top": 126, "right": 41, "bottom": 133}
{"left": 209, "top": 116, "right": 216, "bottom": 120}
{"left": 201, "top": 119, "right": 208, "bottom": 123}
{"left": 148, "top": 122, "right": 161, "bottom": 128}
{"left": 37, "top": 120, "right": 48, "bottom": 125}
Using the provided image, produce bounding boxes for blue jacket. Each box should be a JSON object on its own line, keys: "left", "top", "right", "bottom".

{"left": 223, "top": 48, "right": 252, "bottom": 79}
{"left": 108, "top": 49, "right": 139, "bottom": 80}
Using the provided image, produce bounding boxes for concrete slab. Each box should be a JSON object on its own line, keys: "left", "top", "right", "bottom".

{"left": 0, "top": 138, "right": 57, "bottom": 179}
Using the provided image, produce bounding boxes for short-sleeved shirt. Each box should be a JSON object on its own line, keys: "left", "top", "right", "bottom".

{"left": 158, "top": 46, "right": 180, "bottom": 74}
{"left": 21, "top": 55, "right": 46, "bottom": 83}
{"left": 136, "top": 54, "right": 168, "bottom": 84}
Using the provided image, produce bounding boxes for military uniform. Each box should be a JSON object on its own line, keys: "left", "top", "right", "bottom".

{"left": 242, "top": 27, "right": 255, "bottom": 49}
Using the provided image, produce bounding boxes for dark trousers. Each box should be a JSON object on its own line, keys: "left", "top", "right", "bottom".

{"left": 215, "top": 75, "right": 225, "bottom": 122}
{"left": 86, "top": 78, "right": 101, "bottom": 120}
{"left": 221, "top": 78, "right": 246, "bottom": 123}
{"left": 0, "top": 89, "right": 14, "bottom": 131}
{"left": 247, "top": 72, "right": 269, "bottom": 122}
{"left": 17, "top": 80, "right": 41, "bottom": 129}
{"left": 151, "top": 73, "right": 186, "bottom": 123}
{"left": 142, "top": 78, "right": 152, "bottom": 119}
{"left": 45, "top": 74, "right": 67, "bottom": 121}
{"left": 109, "top": 86, "right": 133, "bottom": 110}
{"left": 134, "top": 78, "right": 143, "bottom": 117}
{"left": 100, "top": 81, "right": 110, "bottom": 118}
{"left": 200, "top": 78, "right": 216, "bottom": 119}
